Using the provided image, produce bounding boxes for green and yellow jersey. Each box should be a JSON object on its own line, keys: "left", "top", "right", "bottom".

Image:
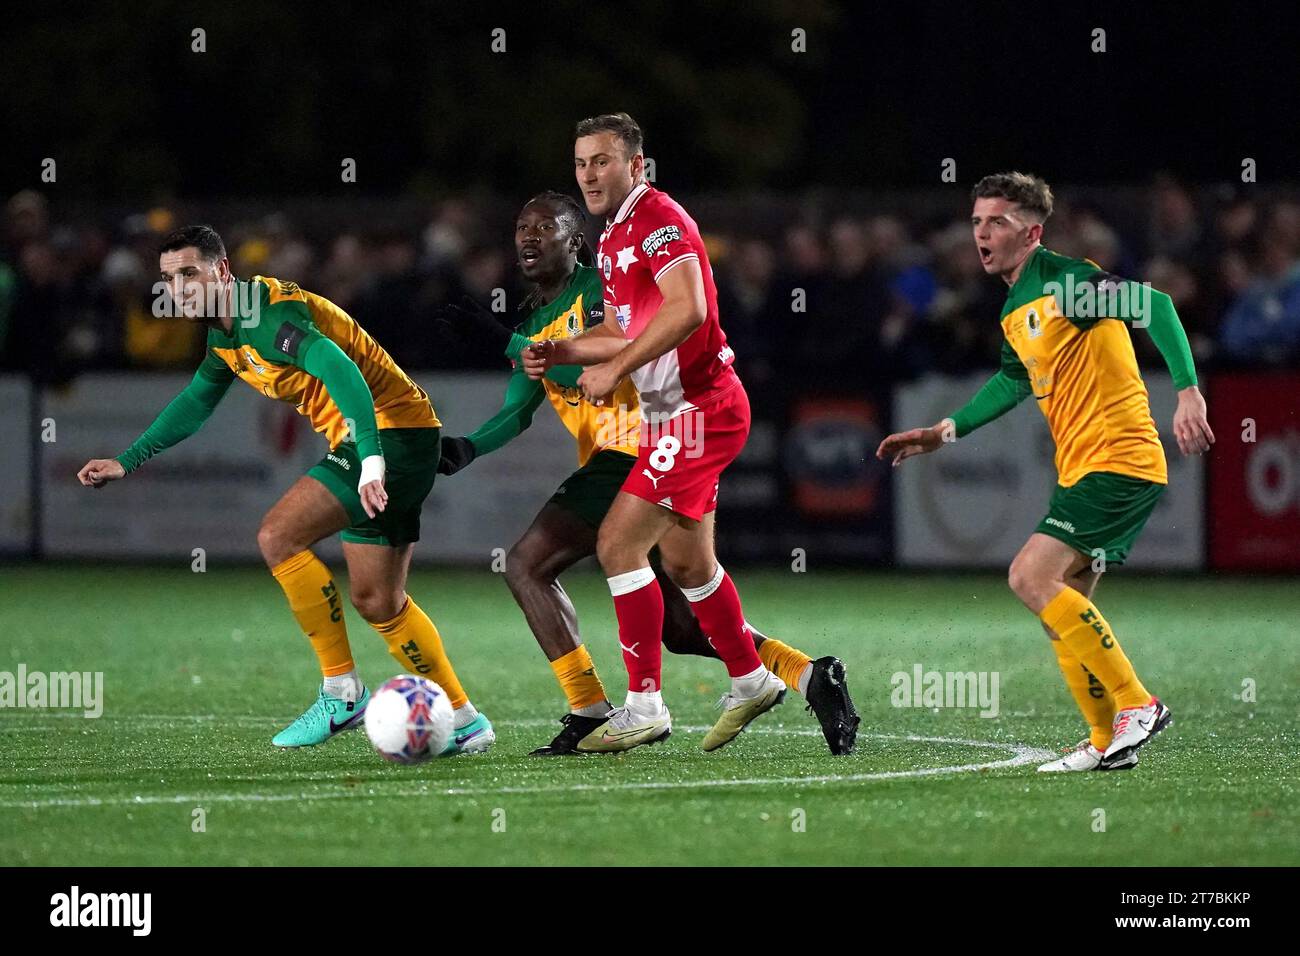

{"left": 208, "top": 276, "right": 438, "bottom": 448}
{"left": 951, "top": 246, "right": 1198, "bottom": 488}
{"left": 117, "top": 276, "right": 436, "bottom": 472}
{"left": 465, "top": 264, "right": 640, "bottom": 465}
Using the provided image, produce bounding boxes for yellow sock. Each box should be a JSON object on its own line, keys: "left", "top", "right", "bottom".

{"left": 1040, "top": 588, "right": 1150, "bottom": 711}
{"left": 756, "top": 637, "right": 814, "bottom": 696}
{"left": 550, "top": 646, "right": 609, "bottom": 711}
{"left": 1050, "top": 637, "right": 1114, "bottom": 750}
{"left": 270, "top": 550, "right": 354, "bottom": 677}
{"left": 371, "top": 597, "right": 469, "bottom": 708}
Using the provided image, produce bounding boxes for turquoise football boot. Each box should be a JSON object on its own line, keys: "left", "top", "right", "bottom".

{"left": 439, "top": 711, "right": 496, "bottom": 756}
{"left": 272, "top": 684, "right": 370, "bottom": 748}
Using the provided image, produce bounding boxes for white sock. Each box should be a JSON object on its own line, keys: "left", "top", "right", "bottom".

{"left": 453, "top": 701, "right": 479, "bottom": 729}
{"left": 626, "top": 689, "right": 664, "bottom": 717}
{"left": 607, "top": 567, "right": 656, "bottom": 596}
{"left": 573, "top": 700, "right": 612, "bottom": 718}
{"left": 797, "top": 663, "right": 813, "bottom": 696}
{"left": 322, "top": 670, "right": 362, "bottom": 703}
{"left": 731, "top": 665, "right": 769, "bottom": 699}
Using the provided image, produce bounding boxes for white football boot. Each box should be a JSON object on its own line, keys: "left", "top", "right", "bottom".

{"left": 1102, "top": 696, "right": 1172, "bottom": 767}
{"left": 1038, "top": 739, "right": 1137, "bottom": 772}
{"left": 577, "top": 703, "right": 672, "bottom": 753}
{"left": 702, "top": 669, "right": 787, "bottom": 752}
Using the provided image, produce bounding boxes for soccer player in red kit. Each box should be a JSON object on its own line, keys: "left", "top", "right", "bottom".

{"left": 524, "top": 113, "right": 791, "bottom": 752}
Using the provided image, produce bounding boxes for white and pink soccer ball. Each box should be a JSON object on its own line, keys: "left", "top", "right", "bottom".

{"left": 363, "top": 675, "right": 455, "bottom": 764}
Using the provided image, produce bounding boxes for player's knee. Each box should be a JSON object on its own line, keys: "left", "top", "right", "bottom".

{"left": 351, "top": 587, "right": 402, "bottom": 624}
{"left": 1007, "top": 557, "right": 1035, "bottom": 603}
{"left": 257, "top": 520, "right": 296, "bottom": 566}
{"left": 1008, "top": 557, "right": 1051, "bottom": 608}
{"left": 594, "top": 526, "right": 627, "bottom": 575}
{"left": 503, "top": 542, "right": 545, "bottom": 594}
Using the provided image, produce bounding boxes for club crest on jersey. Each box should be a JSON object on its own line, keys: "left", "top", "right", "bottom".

{"left": 566, "top": 307, "right": 582, "bottom": 337}
{"left": 614, "top": 304, "right": 632, "bottom": 331}
{"left": 602, "top": 254, "right": 612, "bottom": 280}
{"left": 1026, "top": 308, "right": 1043, "bottom": 338}
{"left": 642, "top": 225, "right": 682, "bottom": 257}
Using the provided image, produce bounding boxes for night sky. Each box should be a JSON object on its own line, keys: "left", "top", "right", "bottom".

{"left": 3, "top": 1, "right": 1296, "bottom": 199}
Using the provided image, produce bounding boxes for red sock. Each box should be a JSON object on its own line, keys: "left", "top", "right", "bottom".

{"left": 683, "top": 566, "right": 763, "bottom": 678}
{"left": 608, "top": 568, "right": 664, "bottom": 693}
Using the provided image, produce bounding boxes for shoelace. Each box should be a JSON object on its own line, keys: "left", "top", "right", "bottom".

{"left": 1113, "top": 709, "right": 1136, "bottom": 736}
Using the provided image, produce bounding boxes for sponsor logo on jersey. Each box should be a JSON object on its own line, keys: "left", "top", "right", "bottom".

{"left": 276, "top": 321, "right": 307, "bottom": 357}
{"left": 717, "top": 345, "right": 735, "bottom": 364}
{"left": 243, "top": 350, "right": 266, "bottom": 374}
{"left": 641, "top": 225, "right": 682, "bottom": 257}
{"left": 1026, "top": 308, "right": 1042, "bottom": 338}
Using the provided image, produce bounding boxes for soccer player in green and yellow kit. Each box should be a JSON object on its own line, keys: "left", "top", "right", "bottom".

{"left": 76, "top": 225, "right": 494, "bottom": 753}
{"left": 436, "top": 192, "right": 859, "bottom": 756}
{"left": 878, "top": 173, "right": 1214, "bottom": 772}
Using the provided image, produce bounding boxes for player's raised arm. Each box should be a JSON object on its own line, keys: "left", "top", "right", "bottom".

{"left": 78, "top": 353, "right": 236, "bottom": 487}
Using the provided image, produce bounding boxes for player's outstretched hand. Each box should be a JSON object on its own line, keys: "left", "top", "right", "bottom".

{"left": 77, "top": 458, "right": 125, "bottom": 488}
{"left": 875, "top": 423, "right": 948, "bottom": 467}
{"left": 577, "top": 362, "right": 621, "bottom": 407}
{"left": 437, "top": 436, "right": 477, "bottom": 476}
{"left": 1173, "top": 386, "right": 1214, "bottom": 456}
{"left": 522, "top": 340, "right": 556, "bottom": 380}
{"left": 359, "top": 479, "right": 388, "bottom": 519}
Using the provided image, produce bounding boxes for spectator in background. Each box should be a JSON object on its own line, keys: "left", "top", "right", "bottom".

{"left": 715, "top": 237, "right": 781, "bottom": 388}
{"left": 351, "top": 233, "right": 427, "bottom": 367}
{"left": 793, "top": 217, "right": 891, "bottom": 387}
{"left": 317, "top": 234, "right": 369, "bottom": 312}
{"left": 1218, "top": 208, "right": 1300, "bottom": 366}
{"left": 1147, "top": 175, "right": 1203, "bottom": 261}
{"left": 923, "top": 222, "right": 1005, "bottom": 372}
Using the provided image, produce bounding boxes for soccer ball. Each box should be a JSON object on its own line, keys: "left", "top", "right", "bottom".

{"left": 363, "top": 675, "right": 455, "bottom": 764}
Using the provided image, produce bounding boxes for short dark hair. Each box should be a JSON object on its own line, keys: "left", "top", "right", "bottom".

{"left": 574, "top": 112, "right": 643, "bottom": 158}
{"left": 971, "top": 172, "right": 1054, "bottom": 222}
{"left": 159, "top": 224, "right": 226, "bottom": 261}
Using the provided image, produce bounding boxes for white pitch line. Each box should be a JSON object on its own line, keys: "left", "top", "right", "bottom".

{"left": 0, "top": 730, "right": 1054, "bottom": 809}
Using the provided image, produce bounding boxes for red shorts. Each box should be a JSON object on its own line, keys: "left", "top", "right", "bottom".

{"left": 620, "top": 384, "right": 750, "bottom": 521}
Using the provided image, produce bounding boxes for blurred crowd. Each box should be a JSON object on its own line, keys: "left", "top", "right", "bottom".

{"left": 2, "top": 178, "right": 1298, "bottom": 390}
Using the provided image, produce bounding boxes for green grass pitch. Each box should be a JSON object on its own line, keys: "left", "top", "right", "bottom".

{"left": 1, "top": 566, "right": 1296, "bottom": 866}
